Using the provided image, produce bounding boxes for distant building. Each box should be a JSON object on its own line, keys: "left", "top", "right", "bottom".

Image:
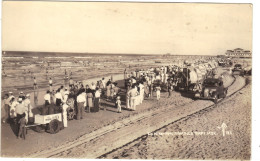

{"left": 225, "top": 48, "right": 252, "bottom": 58}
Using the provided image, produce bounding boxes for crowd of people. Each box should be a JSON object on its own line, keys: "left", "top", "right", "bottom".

{"left": 2, "top": 59, "right": 219, "bottom": 140}
{"left": 2, "top": 91, "right": 33, "bottom": 139}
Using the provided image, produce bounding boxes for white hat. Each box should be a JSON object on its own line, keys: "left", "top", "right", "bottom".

{"left": 9, "top": 91, "right": 13, "bottom": 94}
{"left": 26, "top": 94, "right": 30, "bottom": 97}
{"left": 20, "top": 91, "right": 24, "bottom": 94}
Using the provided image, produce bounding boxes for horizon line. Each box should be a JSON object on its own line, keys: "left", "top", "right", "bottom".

{"left": 2, "top": 50, "right": 220, "bottom": 57}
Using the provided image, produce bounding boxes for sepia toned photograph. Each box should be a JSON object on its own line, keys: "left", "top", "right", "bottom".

{"left": 1, "top": 1, "right": 253, "bottom": 160}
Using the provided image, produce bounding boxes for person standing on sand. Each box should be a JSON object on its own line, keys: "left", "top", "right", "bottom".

{"left": 2, "top": 94, "right": 10, "bottom": 123}
{"left": 69, "top": 78, "right": 74, "bottom": 88}
{"left": 55, "top": 89, "right": 63, "bottom": 107}
{"left": 76, "top": 89, "right": 86, "bottom": 120}
{"left": 128, "top": 85, "right": 138, "bottom": 111}
{"left": 44, "top": 90, "right": 51, "bottom": 106}
{"left": 49, "top": 78, "right": 53, "bottom": 91}
{"left": 86, "top": 85, "right": 93, "bottom": 112}
{"left": 149, "top": 82, "right": 154, "bottom": 98}
{"left": 62, "top": 103, "right": 69, "bottom": 127}
{"left": 101, "top": 77, "right": 106, "bottom": 89}
{"left": 110, "top": 83, "right": 115, "bottom": 100}
{"left": 168, "top": 83, "right": 173, "bottom": 98}
{"left": 155, "top": 85, "right": 161, "bottom": 101}
{"left": 60, "top": 86, "right": 65, "bottom": 100}
{"left": 126, "top": 90, "right": 130, "bottom": 109}
{"left": 24, "top": 94, "right": 33, "bottom": 123}
{"left": 64, "top": 88, "right": 69, "bottom": 103}
{"left": 138, "top": 82, "right": 145, "bottom": 104}
{"left": 94, "top": 88, "right": 101, "bottom": 112}
{"left": 17, "top": 113, "right": 26, "bottom": 140}
{"left": 106, "top": 82, "right": 111, "bottom": 100}
{"left": 16, "top": 98, "right": 27, "bottom": 136}
{"left": 115, "top": 96, "right": 122, "bottom": 113}
{"left": 33, "top": 77, "right": 38, "bottom": 90}
{"left": 124, "top": 69, "right": 127, "bottom": 80}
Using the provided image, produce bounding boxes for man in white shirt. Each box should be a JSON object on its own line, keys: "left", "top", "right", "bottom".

{"left": 63, "top": 88, "right": 70, "bottom": 103}
{"left": 138, "top": 82, "right": 145, "bottom": 104}
{"left": 62, "top": 103, "right": 69, "bottom": 127}
{"left": 55, "top": 89, "right": 63, "bottom": 106}
{"left": 101, "top": 78, "right": 106, "bottom": 89}
{"left": 76, "top": 89, "right": 86, "bottom": 120}
{"left": 44, "top": 90, "right": 51, "bottom": 106}
{"left": 24, "top": 94, "right": 33, "bottom": 123}
{"left": 90, "top": 82, "right": 96, "bottom": 90}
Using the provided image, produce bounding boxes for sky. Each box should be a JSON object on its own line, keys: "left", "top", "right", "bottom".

{"left": 2, "top": 1, "right": 252, "bottom": 55}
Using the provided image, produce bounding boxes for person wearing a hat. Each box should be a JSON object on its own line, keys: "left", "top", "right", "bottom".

{"left": 18, "top": 91, "right": 26, "bottom": 100}
{"left": 16, "top": 98, "right": 26, "bottom": 118}
{"left": 115, "top": 96, "right": 122, "bottom": 113}
{"left": 15, "top": 97, "right": 27, "bottom": 136}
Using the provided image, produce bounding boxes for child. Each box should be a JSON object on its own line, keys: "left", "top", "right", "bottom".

{"left": 18, "top": 113, "right": 26, "bottom": 140}
{"left": 115, "top": 96, "right": 121, "bottom": 113}
{"left": 155, "top": 85, "right": 161, "bottom": 101}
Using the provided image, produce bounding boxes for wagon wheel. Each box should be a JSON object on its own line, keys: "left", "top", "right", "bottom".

{"left": 48, "top": 119, "right": 61, "bottom": 134}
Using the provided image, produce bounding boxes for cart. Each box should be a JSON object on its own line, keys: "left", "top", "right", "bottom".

{"left": 25, "top": 113, "right": 64, "bottom": 134}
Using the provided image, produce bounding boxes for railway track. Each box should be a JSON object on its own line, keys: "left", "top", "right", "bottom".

{"left": 28, "top": 72, "right": 246, "bottom": 158}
